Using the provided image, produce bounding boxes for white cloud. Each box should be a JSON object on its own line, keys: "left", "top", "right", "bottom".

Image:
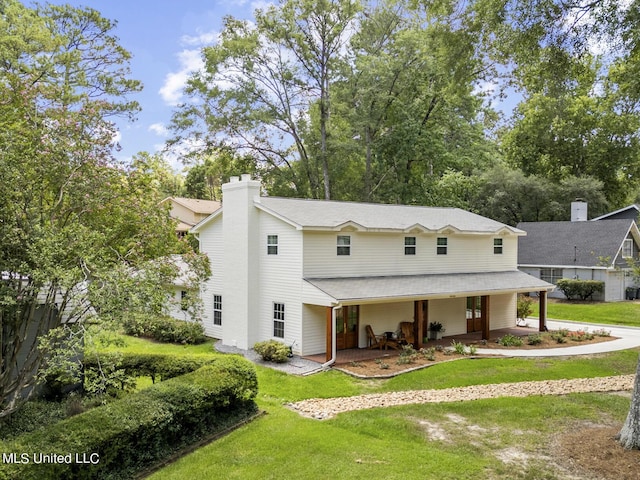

{"left": 159, "top": 49, "right": 205, "bottom": 106}
{"left": 148, "top": 123, "right": 169, "bottom": 137}
{"left": 181, "top": 30, "right": 219, "bottom": 47}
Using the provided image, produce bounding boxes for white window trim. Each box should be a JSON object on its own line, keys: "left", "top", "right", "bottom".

{"left": 267, "top": 235, "right": 278, "bottom": 255}
{"left": 437, "top": 237, "right": 447, "bottom": 255}
{"left": 213, "top": 294, "right": 222, "bottom": 326}
{"left": 337, "top": 235, "right": 351, "bottom": 256}
{"left": 273, "top": 302, "right": 285, "bottom": 338}
{"left": 404, "top": 236, "right": 416, "bottom": 255}
{"left": 622, "top": 238, "right": 633, "bottom": 258}
{"left": 494, "top": 238, "right": 503, "bottom": 255}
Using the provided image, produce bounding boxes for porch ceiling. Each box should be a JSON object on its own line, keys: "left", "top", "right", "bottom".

{"left": 303, "top": 270, "right": 554, "bottom": 305}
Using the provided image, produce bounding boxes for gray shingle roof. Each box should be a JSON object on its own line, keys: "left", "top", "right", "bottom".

{"left": 258, "top": 197, "right": 522, "bottom": 234}
{"left": 305, "top": 270, "right": 553, "bottom": 303}
{"left": 516, "top": 220, "right": 634, "bottom": 267}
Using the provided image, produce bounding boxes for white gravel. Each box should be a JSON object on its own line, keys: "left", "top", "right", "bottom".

{"left": 288, "top": 375, "right": 636, "bottom": 420}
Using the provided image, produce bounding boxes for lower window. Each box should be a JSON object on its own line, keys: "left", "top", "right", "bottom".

{"left": 213, "top": 294, "right": 222, "bottom": 326}
{"left": 273, "top": 302, "right": 285, "bottom": 338}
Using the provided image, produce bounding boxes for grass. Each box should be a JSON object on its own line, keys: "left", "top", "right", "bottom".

{"left": 113, "top": 331, "right": 638, "bottom": 480}
{"left": 531, "top": 299, "right": 640, "bottom": 327}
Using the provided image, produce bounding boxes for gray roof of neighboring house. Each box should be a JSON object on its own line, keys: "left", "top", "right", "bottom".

{"left": 304, "top": 270, "right": 553, "bottom": 303}
{"left": 257, "top": 197, "right": 523, "bottom": 234}
{"left": 516, "top": 219, "right": 635, "bottom": 267}
{"left": 591, "top": 204, "right": 640, "bottom": 221}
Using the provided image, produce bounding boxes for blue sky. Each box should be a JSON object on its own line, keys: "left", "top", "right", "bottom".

{"left": 33, "top": 0, "right": 266, "bottom": 168}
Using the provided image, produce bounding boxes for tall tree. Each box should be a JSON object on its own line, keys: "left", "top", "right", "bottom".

{"left": 0, "top": 1, "right": 206, "bottom": 416}
{"left": 170, "top": 0, "right": 361, "bottom": 199}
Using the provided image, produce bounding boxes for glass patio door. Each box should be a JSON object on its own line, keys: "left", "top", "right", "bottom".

{"left": 335, "top": 306, "right": 359, "bottom": 350}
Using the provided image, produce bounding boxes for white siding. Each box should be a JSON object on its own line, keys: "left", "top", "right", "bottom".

{"left": 302, "top": 304, "right": 327, "bottom": 355}
{"left": 360, "top": 302, "right": 414, "bottom": 347}
{"left": 258, "top": 212, "right": 304, "bottom": 351}
{"left": 488, "top": 293, "right": 517, "bottom": 329}
{"left": 303, "top": 232, "right": 518, "bottom": 278}
{"left": 198, "top": 218, "right": 224, "bottom": 339}
{"left": 430, "top": 298, "right": 467, "bottom": 335}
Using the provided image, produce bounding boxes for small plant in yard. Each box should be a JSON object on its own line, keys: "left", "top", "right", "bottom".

{"left": 379, "top": 361, "right": 390, "bottom": 369}
{"left": 593, "top": 328, "right": 611, "bottom": 337}
{"left": 451, "top": 340, "right": 467, "bottom": 355}
{"left": 419, "top": 347, "right": 436, "bottom": 361}
{"left": 253, "top": 340, "right": 290, "bottom": 363}
{"left": 567, "top": 330, "right": 594, "bottom": 341}
{"left": 527, "top": 333, "right": 543, "bottom": 345}
{"left": 551, "top": 332, "right": 567, "bottom": 343}
{"left": 350, "top": 361, "right": 363, "bottom": 368}
{"left": 468, "top": 344, "right": 477, "bottom": 355}
{"left": 497, "top": 334, "right": 524, "bottom": 347}
{"left": 397, "top": 344, "right": 418, "bottom": 365}
{"left": 517, "top": 294, "right": 534, "bottom": 322}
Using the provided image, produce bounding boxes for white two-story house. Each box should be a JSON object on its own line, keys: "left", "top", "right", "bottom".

{"left": 191, "top": 175, "right": 554, "bottom": 363}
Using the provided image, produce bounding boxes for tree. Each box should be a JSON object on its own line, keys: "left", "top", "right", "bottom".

{"left": 170, "top": 0, "right": 361, "bottom": 199}
{"left": 618, "top": 355, "right": 640, "bottom": 449}
{"left": 0, "top": 2, "right": 207, "bottom": 416}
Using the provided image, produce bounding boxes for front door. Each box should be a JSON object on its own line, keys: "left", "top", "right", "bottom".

{"left": 466, "top": 297, "right": 483, "bottom": 332}
{"left": 335, "top": 306, "right": 359, "bottom": 350}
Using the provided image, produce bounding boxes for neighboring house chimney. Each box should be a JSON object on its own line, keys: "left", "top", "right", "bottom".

{"left": 571, "top": 200, "right": 588, "bottom": 222}
{"left": 222, "top": 174, "right": 261, "bottom": 349}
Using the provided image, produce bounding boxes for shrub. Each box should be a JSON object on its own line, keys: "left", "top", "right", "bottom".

{"left": 397, "top": 344, "right": 418, "bottom": 364}
{"left": 555, "top": 279, "right": 604, "bottom": 301}
{"left": 517, "top": 295, "right": 533, "bottom": 320}
{"left": 498, "top": 334, "right": 524, "bottom": 347}
{"left": 419, "top": 347, "right": 436, "bottom": 361}
{"left": 527, "top": 333, "right": 543, "bottom": 345}
{"left": 451, "top": 340, "right": 467, "bottom": 354}
{"left": 253, "top": 340, "right": 290, "bottom": 363}
{"left": 122, "top": 314, "right": 206, "bottom": 345}
{"left": 0, "top": 357, "right": 258, "bottom": 480}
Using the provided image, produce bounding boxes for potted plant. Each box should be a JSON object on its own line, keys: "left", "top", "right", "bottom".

{"left": 428, "top": 322, "right": 445, "bottom": 340}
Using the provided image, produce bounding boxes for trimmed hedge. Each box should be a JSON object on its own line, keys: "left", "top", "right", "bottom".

{"left": 0, "top": 356, "right": 258, "bottom": 480}
{"left": 122, "top": 314, "right": 207, "bottom": 345}
{"left": 84, "top": 351, "right": 217, "bottom": 383}
{"left": 556, "top": 279, "right": 604, "bottom": 300}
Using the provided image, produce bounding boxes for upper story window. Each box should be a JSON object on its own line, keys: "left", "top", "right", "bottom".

{"left": 623, "top": 238, "right": 634, "bottom": 258}
{"left": 273, "top": 302, "right": 285, "bottom": 338}
{"left": 404, "top": 237, "right": 416, "bottom": 255}
{"left": 437, "top": 237, "right": 448, "bottom": 255}
{"left": 494, "top": 238, "right": 503, "bottom": 255}
{"left": 267, "top": 235, "right": 278, "bottom": 255}
{"left": 213, "top": 294, "right": 222, "bottom": 326}
{"left": 337, "top": 235, "right": 351, "bottom": 256}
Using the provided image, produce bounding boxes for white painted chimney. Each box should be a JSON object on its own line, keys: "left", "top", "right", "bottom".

{"left": 221, "top": 174, "right": 261, "bottom": 350}
{"left": 571, "top": 200, "right": 588, "bottom": 222}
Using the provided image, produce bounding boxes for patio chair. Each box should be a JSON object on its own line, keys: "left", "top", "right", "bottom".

{"left": 365, "top": 325, "right": 385, "bottom": 349}
{"left": 399, "top": 322, "right": 415, "bottom": 346}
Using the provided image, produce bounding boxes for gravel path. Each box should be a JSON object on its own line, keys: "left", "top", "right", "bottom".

{"left": 288, "top": 375, "right": 636, "bottom": 420}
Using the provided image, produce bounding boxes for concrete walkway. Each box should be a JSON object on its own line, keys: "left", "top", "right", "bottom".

{"left": 478, "top": 318, "right": 640, "bottom": 357}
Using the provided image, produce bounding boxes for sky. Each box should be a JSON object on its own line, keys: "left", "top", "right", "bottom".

{"left": 32, "top": 0, "right": 267, "bottom": 169}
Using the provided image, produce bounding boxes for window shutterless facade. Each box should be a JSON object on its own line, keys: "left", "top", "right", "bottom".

{"left": 404, "top": 236, "right": 416, "bottom": 255}
{"left": 494, "top": 238, "right": 503, "bottom": 254}
{"left": 540, "top": 268, "right": 563, "bottom": 284}
{"left": 437, "top": 237, "right": 447, "bottom": 255}
{"left": 213, "top": 295, "right": 222, "bottom": 326}
{"left": 337, "top": 235, "right": 351, "bottom": 256}
{"left": 623, "top": 238, "right": 633, "bottom": 258}
{"left": 267, "top": 235, "right": 278, "bottom": 255}
{"left": 273, "top": 302, "right": 285, "bottom": 338}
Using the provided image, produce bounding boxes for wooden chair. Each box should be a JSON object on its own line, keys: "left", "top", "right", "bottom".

{"left": 366, "top": 325, "right": 385, "bottom": 349}
{"left": 399, "top": 322, "right": 415, "bottom": 346}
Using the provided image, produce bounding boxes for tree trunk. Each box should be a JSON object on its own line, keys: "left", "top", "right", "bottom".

{"left": 617, "top": 354, "right": 640, "bottom": 449}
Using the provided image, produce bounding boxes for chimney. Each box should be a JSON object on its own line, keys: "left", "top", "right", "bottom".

{"left": 571, "top": 200, "right": 588, "bottom": 222}
{"left": 221, "top": 174, "right": 261, "bottom": 350}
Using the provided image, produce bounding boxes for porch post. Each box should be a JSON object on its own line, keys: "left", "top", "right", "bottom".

{"left": 481, "top": 296, "right": 490, "bottom": 340}
{"left": 539, "top": 291, "right": 548, "bottom": 332}
{"left": 325, "top": 307, "right": 333, "bottom": 362}
{"left": 414, "top": 300, "right": 426, "bottom": 349}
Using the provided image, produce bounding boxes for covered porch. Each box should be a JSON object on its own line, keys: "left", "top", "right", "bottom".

{"left": 303, "top": 270, "right": 555, "bottom": 363}
{"left": 303, "top": 325, "right": 540, "bottom": 365}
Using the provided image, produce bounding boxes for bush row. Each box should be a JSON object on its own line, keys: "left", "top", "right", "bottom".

{"left": 84, "top": 351, "right": 217, "bottom": 384}
{"left": 555, "top": 279, "right": 604, "bottom": 301}
{"left": 122, "top": 314, "right": 207, "bottom": 344}
{"left": 0, "top": 356, "right": 258, "bottom": 480}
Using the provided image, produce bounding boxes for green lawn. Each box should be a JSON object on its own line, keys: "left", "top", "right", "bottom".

{"left": 109, "top": 333, "right": 640, "bottom": 480}
{"left": 531, "top": 299, "right": 640, "bottom": 327}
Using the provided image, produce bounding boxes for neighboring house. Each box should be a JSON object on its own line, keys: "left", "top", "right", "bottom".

{"left": 591, "top": 204, "right": 640, "bottom": 222}
{"left": 159, "top": 197, "right": 221, "bottom": 237}
{"left": 191, "top": 175, "right": 554, "bottom": 362}
{"left": 517, "top": 219, "right": 640, "bottom": 302}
